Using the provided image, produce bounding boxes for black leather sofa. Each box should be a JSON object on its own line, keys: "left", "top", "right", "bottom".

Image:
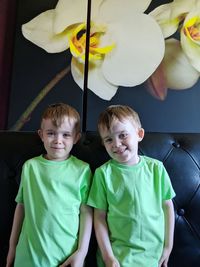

{"left": 1, "top": 131, "right": 200, "bottom": 267}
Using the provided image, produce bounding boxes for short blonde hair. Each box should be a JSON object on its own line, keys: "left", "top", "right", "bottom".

{"left": 98, "top": 105, "right": 142, "bottom": 132}
{"left": 40, "top": 103, "right": 80, "bottom": 133}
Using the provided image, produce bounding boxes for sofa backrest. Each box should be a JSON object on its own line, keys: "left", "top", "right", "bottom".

{"left": 0, "top": 131, "right": 200, "bottom": 267}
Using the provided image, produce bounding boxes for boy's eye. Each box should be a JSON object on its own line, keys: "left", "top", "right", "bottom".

{"left": 104, "top": 138, "right": 112, "bottom": 144}
{"left": 119, "top": 133, "right": 128, "bottom": 139}
{"left": 47, "top": 132, "right": 54, "bottom": 136}
{"left": 63, "top": 133, "right": 71, "bottom": 138}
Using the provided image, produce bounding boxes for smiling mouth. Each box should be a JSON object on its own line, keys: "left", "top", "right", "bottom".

{"left": 114, "top": 149, "right": 126, "bottom": 154}
{"left": 51, "top": 147, "right": 64, "bottom": 150}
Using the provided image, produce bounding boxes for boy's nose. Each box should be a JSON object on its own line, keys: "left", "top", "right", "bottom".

{"left": 113, "top": 138, "right": 121, "bottom": 147}
{"left": 54, "top": 135, "right": 62, "bottom": 143}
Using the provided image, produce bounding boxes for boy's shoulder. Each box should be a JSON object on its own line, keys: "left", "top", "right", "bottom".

{"left": 70, "top": 155, "right": 90, "bottom": 167}
{"left": 95, "top": 159, "right": 121, "bottom": 175}
{"left": 141, "top": 155, "right": 163, "bottom": 166}
{"left": 96, "top": 159, "right": 112, "bottom": 170}
{"left": 23, "top": 155, "right": 41, "bottom": 165}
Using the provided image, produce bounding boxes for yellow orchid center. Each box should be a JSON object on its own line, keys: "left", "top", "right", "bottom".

{"left": 184, "top": 16, "right": 200, "bottom": 41}
{"left": 68, "top": 23, "right": 115, "bottom": 63}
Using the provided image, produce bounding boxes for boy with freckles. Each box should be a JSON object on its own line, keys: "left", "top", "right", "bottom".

{"left": 88, "top": 105, "right": 175, "bottom": 267}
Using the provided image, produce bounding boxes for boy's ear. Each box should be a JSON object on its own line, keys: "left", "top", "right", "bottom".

{"left": 138, "top": 128, "right": 145, "bottom": 142}
{"left": 74, "top": 132, "right": 81, "bottom": 144}
{"left": 38, "top": 129, "right": 44, "bottom": 141}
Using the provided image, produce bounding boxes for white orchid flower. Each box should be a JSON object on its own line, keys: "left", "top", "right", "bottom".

{"left": 22, "top": 0, "right": 165, "bottom": 100}
{"left": 150, "top": 0, "right": 200, "bottom": 93}
{"left": 150, "top": 0, "right": 198, "bottom": 38}
{"left": 163, "top": 38, "right": 199, "bottom": 89}
{"left": 181, "top": 8, "right": 200, "bottom": 72}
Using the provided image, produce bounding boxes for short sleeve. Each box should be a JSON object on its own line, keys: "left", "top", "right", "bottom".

{"left": 80, "top": 165, "right": 92, "bottom": 204}
{"left": 15, "top": 164, "right": 26, "bottom": 203}
{"left": 87, "top": 167, "right": 108, "bottom": 210}
{"left": 160, "top": 163, "right": 176, "bottom": 200}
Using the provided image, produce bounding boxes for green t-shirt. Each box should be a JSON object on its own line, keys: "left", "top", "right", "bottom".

{"left": 14, "top": 155, "right": 91, "bottom": 267}
{"left": 87, "top": 156, "right": 175, "bottom": 267}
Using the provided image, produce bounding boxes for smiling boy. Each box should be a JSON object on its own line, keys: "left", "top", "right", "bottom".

{"left": 6, "top": 103, "right": 92, "bottom": 267}
{"left": 88, "top": 105, "right": 175, "bottom": 267}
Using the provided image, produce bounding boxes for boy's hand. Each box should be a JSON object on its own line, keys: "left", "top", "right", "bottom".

{"left": 104, "top": 256, "right": 120, "bottom": 267}
{"left": 59, "top": 249, "right": 85, "bottom": 267}
{"left": 158, "top": 247, "right": 171, "bottom": 267}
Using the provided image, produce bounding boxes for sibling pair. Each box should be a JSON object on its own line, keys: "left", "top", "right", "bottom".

{"left": 6, "top": 103, "right": 175, "bottom": 267}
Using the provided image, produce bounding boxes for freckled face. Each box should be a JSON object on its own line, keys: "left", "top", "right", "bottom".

{"left": 100, "top": 119, "right": 144, "bottom": 165}
{"left": 38, "top": 117, "right": 79, "bottom": 161}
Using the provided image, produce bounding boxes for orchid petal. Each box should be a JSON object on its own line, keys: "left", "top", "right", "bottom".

{"left": 163, "top": 38, "right": 199, "bottom": 90}
{"left": 22, "top": 10, "right": 71, "bottom": 53}
{"left": 102, "top": 13, "right": 164, "bottom": 87}
{"left": 97, "top": 0, "right": 152, "bottom": 23}
{"left": 181, "top": 9, "right": 200, "bottom": 72}
{"left": 54, "top": 0, "right": 103, "bottom": 34}
{"left": 173, "top": 0, "right": 200, "bottom": 7}
{"left": 150, "top": 0, "right": 198, "bottom": 38}
{"left": 71, "top": 58, "right": 118, "bottom": 100}
{"left": 150, "top": 3, "right": 180, "bottom": 38}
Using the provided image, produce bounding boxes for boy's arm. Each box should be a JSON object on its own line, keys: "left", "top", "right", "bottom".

{"left": 77, "top": 204, "right": 93, "bottom": 255}
{"left": 94, "top": 209, "right": 120, "bottom": 267}
{"left": 6, "top": 203, "right": 24, "bottom": 267}
{"left": 159, "top": 199, "right": 175, "bottom": 267}
{"left": 59, "top": 204, "right": 93, "bottom": 267}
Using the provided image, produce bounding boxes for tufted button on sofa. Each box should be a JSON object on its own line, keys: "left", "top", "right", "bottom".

{"left": 0, "top": 131, "right": 200, "bottom": 267}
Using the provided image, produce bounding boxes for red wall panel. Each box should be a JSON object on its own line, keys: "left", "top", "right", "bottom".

{"left": 0, "top": 0, "right": 16, "bottom": 129}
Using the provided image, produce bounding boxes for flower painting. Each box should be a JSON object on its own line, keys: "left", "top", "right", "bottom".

{"left": 7, "top": 0, "right": 200, "bottom": 132}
